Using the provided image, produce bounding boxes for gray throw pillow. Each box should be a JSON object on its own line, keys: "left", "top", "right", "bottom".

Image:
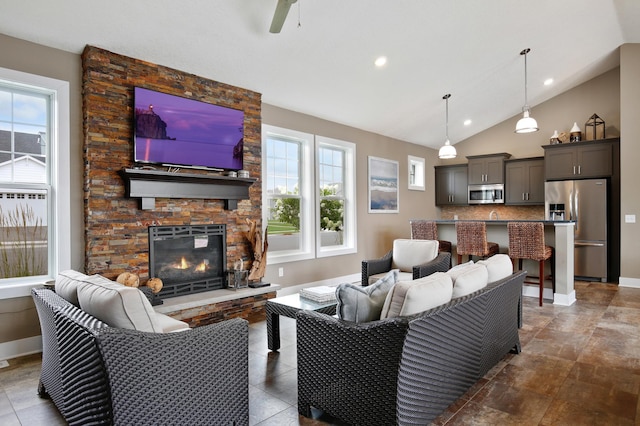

{"left": 335, "top": 269, "right": 399, "bottom": 322}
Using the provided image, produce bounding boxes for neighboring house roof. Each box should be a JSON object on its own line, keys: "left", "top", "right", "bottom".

{"left": 0, "top": 130, "right": 46, "bottom": 164}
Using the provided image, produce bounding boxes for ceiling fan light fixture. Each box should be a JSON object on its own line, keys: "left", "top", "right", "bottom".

{"left": 515, "top": 48, "right": 539, "bottom": 134}
{"left": 439, "top": 93, "right": 457, "bottom": 159}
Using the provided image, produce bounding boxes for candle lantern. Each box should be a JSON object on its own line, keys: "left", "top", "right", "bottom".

{"left": 585, "top": 113, "right": 605, "bottom": 141}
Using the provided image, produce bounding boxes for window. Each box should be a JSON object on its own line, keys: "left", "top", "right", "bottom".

{"left": 316, "top": 136, "right": 356, "bottom": 257}
{"left": 408, "top": 155, "right": 425, "bottom": 191}
{"left": 0, "top": 67, "right": 70, "bottom": 294}
{"left": 262, "top": 126, "right": 356, "bottom": 264}
{"left": 263, "top": 125, "right": 314, "bottom": 263}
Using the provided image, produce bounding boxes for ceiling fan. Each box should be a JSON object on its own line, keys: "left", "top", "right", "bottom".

{"left": 269, "top": 0, "right": 298, "bottom": 33}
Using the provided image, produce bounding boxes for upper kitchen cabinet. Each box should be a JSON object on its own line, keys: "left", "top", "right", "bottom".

{"left": 435, "top": 164, "right": 468, "bottom": 206}
{"left": 505, "top": 157, "right": 544, "bottom": 205}
{"left": 466, "top": 153, "right": 511, "bottom": 184}
{"left": 543, "top": 138, "right": 619, "bottom": 180}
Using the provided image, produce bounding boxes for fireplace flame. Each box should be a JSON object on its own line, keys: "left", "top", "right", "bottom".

{"left": 195, "top": 260, "right": 208, "bottom": 272}
{"left": 178, "top": 256, "right": 189, "bottom": 269}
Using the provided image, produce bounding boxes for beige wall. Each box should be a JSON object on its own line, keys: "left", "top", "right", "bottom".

{"left": 448, "top": 67, "right": 621, "bottom": 162}
{"left": 620, "top": 44, "right": 640, "bottom": 283}
{"left": 0, "top": 34, "right": 83, "bottom": 346}
{"left": 261, "top": 105, "right": 438, "bottom": 286}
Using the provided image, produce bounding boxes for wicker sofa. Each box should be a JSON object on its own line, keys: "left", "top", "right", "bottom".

{"left": 32, "top": 270, "right": 249, "bottom": 426}
{"left": 297, "top": 268, "right": 526, "bottom": 426}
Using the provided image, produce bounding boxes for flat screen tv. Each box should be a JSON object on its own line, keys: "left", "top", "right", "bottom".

{"left": 133, "top": 87, "right": 244, "bottom": 171}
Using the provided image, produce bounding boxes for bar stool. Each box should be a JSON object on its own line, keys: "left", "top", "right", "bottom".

{"left": 409, "top": 219, "right": 452, "bottom": 255}
{"left": 507, "top": 222, "right": 555, "bottom": 306}
{"left": 455, "top": 221, "right": 499, "bottom": 264}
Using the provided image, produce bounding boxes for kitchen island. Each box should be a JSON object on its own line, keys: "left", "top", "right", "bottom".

{"left": 435, "top": 220, "right": 576, "bottom": 306}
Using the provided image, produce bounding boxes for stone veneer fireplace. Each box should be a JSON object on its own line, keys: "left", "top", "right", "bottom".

{"left": 82, "top": 46, "right": 263, "bottom": 286}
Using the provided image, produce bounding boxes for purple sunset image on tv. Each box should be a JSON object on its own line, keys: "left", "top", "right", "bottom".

{"left": 134, "top": 87, "right": 244, "bottom": 170}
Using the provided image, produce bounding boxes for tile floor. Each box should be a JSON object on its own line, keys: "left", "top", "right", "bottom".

{"left": 1, "top": 280, "right": 639, "bottom": 425}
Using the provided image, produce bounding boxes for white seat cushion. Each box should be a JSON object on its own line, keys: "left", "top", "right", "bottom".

{"left": 447, "top": 263, "right": 489, "bottom": 298}
{"left": 391, "top": 239, "right": 439, "bottom": 272}
{"left": 477, "top": 254, "right": 513, "bottom": 283}
{"left": 77, "top": 274, "right": 163, "bottom": 333}
{"left": 155, "top": 313, "right": 191, "bottom": 332}
{"left": 368, "top": 270, "right": 413, "bottom": 285}
{"left": 380, "top": 272, "right": 453, "bottom": 319}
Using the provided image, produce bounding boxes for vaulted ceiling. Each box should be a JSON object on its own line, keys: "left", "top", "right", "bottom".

{"left": 2, "top": 0, "right": 639, "bottom": 149}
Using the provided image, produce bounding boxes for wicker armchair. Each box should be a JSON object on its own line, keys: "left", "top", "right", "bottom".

{"left": 409, "top": 219, "right": 452, "bottom": 254}
{"left": 32, "top": 288, "right": 249, "bottom": 426}
{"left": 361, "top": 241, "right": 451, "bottom": 286}
{"left": 508, "top": 221, "right": 555, "bottom": 306}
{"left": 297, "top": 270, "right": 526, "bottom": 425}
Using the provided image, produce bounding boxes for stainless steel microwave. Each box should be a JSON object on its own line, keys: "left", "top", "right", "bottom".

{"left": 468, "top": 184, "right": 505, "bottom": 204}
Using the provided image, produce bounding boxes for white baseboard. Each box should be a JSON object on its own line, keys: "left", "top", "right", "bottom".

{"left": 553, "top": 290, "right": 576, "bottom": 306}
{"left": 277, "top": 273, "right": 361, "bottom": 296}
{"left": 619, "top": 277, "right": 640, "bottom": 288}
{"left": 0, "top": 335, "right": 42, "bottom": 362}
{"left": 522, "top": 284, "right": 576, "bottom": 306}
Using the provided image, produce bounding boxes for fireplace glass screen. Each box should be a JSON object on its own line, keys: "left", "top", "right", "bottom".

{"left": 149, "top": 225, "right": 226, "bottom": 298}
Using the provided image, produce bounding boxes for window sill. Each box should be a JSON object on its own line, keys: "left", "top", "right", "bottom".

{"left": 0, "top": 278, "right": 52, "bottom": 299}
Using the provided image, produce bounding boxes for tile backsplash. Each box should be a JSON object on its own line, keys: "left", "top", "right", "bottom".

{"left": 439, "top": 205, "right": 545, "bottom": 221}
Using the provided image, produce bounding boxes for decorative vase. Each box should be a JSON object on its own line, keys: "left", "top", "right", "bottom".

{"left": 550, "top": 130, "right": 560, "bottom": 144}
{"left": 570, "top": 122, "right": 582, "bottom": 142}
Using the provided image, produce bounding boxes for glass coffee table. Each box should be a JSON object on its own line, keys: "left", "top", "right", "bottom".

{"left": 266, "top": 293, "right": 337, "bottom": 351}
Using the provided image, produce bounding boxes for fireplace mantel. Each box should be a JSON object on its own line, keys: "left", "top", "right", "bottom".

{"left": 119, "top": 168, "right": 257, "bottom": 210}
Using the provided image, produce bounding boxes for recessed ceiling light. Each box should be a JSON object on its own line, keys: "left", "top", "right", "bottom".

{"left": 544, "top": 78, "right": 554, "bottom": 86}
{"left": 463, "top": 119, "right": 472, "bottom": 126}
{"left": 374, "top": 56, "right": 387, "bottom": 67}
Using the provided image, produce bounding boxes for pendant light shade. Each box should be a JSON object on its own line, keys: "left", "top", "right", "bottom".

{"left": 515, "top": 48, "right": 539, "bottom": 134}
{"left": 439, "top": 94, "right": 457, "bottom": 159}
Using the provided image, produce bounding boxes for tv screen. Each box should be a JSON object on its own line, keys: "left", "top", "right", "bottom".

{"left": 133, "top": 87, "right": 244, "bottom": 170}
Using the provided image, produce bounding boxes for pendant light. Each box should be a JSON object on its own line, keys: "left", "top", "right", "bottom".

{"left": 515, "top": 48, "right": 539, "bottom": 133}
{"left": 438, "top": 94, "right": 457, "bottom": 159}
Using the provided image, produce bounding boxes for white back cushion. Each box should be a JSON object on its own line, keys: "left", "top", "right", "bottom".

{"left": 380, "top": 272, "right": 453, "bottom": 319}
{"left": 448, "top": 263, "right": 489, "bottom": 298}
{"left": 55, "top": 270, "right": 90, "bottom": 306}
{"left": 391, "top": 239, "right": 439, "bottom": 272}
{"left": 477, "top": 254, "right": 513, "bottom": 283}
{"left": 77, "top": 274, "right": 162, "bottom": 333}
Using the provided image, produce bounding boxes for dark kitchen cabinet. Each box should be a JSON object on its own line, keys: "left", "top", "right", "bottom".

{"left": 505, "top": 157, "right": 544, "bottom": 205}
{"left": 435, "top": 164, "right": 468, "bottom": 206}
{"left": 466, "top": 153, "right": 511, "bottom": 184}
{"left": 543, "top": 139, "right": 617, "bottom": 180}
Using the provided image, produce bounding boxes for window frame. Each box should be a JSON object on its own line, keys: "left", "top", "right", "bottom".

{"left": 315, "top": 136, "right": 356, "bottom": 258}
{"left": 262, "top": 125, "right": 314, "bottom": 265}
{"left": 262, "top": 126, "right": 357, "bottom": 265}
{"left": 0, "top": 67, "right": 71, "bottom": 298}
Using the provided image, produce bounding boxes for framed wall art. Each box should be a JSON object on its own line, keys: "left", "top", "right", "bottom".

{"left": 368, "top": 156, "right": 399, "bottom": 213}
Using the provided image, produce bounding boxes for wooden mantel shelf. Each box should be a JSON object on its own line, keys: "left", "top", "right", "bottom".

{"left": 118, "top": 168, "right": 257, "bottom": 210}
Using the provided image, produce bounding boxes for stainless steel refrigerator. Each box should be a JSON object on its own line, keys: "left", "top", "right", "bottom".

{"left": 545, "top": 179, "right": 607, "bottom": 281}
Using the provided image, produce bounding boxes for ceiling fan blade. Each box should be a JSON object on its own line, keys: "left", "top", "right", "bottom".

{"left": 269, "top": 0, "right": 297, "bottom": 33}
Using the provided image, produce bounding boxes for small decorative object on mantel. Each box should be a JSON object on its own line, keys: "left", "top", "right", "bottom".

{"left": 557, "top": 131, "right": 569, "bottom": 143}
{"left": 550, "top": 130, "right": 560, "bottom": 144}
{"left": 244, "top": 218, "right": 270, "bottom": 288}
{"left": 585, "top": 113, "right": 605, "bottom": 141}
{"left": 570, "top": 122, "right": 582, "bottom": 142}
